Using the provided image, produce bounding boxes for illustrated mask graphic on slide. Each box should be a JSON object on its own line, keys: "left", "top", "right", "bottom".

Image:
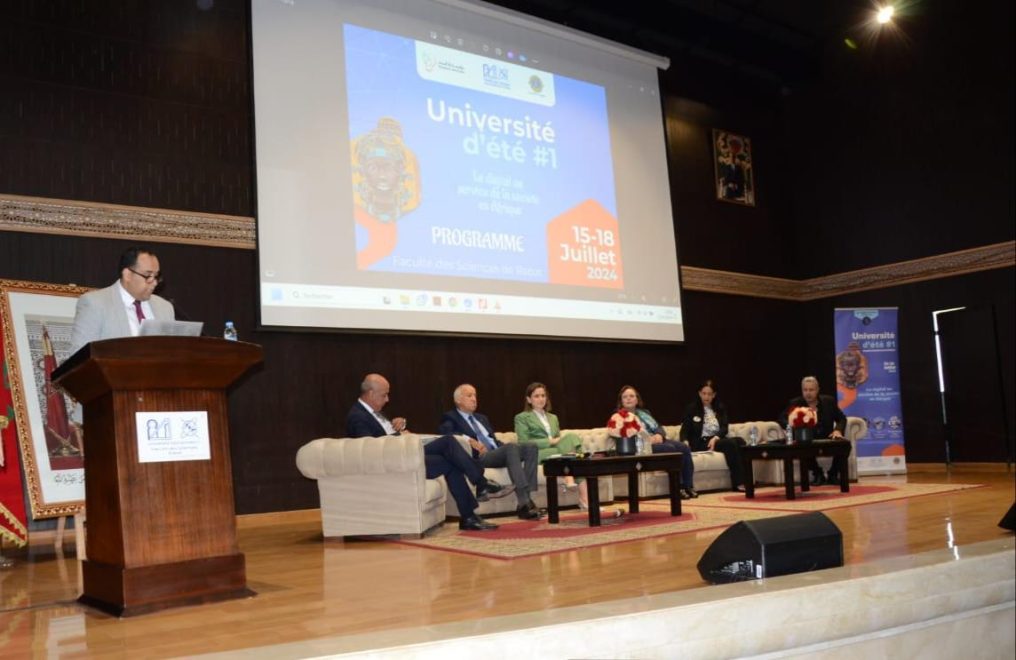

{"left": 346, "top": 23, "right": 624, "bottom": 290}
{"left": 351, "top": 117, "right": 421, "bottom": 269}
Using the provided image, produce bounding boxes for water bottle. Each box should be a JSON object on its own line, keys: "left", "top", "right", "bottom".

{"left": 785, "top": 423, "right": 794, "bottom": 445}
{"left": 639, "top": 430, "right": 653, "bottom": 455}
{"left": 223, "top": 321, "right": 238, "bottom": 341}
{"left": 749, "top": 425, "right": 759, "bottom": 446}
{"left": 635, "top": 433, "right": 645, "bottom": 455}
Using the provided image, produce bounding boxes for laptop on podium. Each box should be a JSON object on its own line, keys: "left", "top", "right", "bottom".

{"left": 138, "top": 319, "right": 204, "bottom": 337}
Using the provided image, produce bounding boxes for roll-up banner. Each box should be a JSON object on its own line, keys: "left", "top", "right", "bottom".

{"left": 834, "top": 307, "right": 906, "bottom": 474}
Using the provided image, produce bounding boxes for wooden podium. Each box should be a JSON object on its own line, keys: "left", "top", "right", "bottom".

{"left": 53, "top": 336, "right": 263, "bottom": 616}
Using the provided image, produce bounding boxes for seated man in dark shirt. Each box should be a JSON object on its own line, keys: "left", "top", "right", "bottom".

{"left": 778, "top": 376, "right": 849, "bottom": 485}
{"left": 346, "top": 373, "right": 513, "bottom": 531}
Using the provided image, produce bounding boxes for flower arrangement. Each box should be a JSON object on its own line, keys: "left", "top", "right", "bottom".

{"left": 787, "top": 406, "right": 817, "bottom": 428}
{"left": 606, "top": 409, "right": 643, "bottom": 437}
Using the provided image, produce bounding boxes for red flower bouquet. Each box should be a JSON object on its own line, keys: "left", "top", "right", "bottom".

{"left": 606, "top": 409, "right": 643, "bottom": 438}
{"left": 786, "top": 406, "right": 817, "bottom": 444}
{"left": 787, "top": 406, "right": 817, "bottom": 428}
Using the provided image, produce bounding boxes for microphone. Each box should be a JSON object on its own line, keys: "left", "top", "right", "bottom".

{"left": 166, "top": 298, "right": 207, "bottom": 336}
{"left": 166, "top": 298, "right": 191, "bottom": 321}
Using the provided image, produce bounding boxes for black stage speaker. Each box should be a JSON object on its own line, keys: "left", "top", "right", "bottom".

{"left": 697, "top": 511, "right": 843, "bottom": 584}
{"left": 1000, "top": 503, "right": 1016, "bottom": 531}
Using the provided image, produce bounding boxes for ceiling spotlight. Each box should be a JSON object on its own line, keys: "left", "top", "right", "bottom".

{"left": 876, "top": 5, "right": 895, "bottom": 24}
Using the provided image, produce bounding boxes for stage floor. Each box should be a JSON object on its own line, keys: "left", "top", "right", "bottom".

{"left": 1, "top": 466, "right": 1013, "bottom": 658}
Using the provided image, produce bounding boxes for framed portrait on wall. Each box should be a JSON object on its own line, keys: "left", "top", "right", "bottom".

{"left": 713, "top": 129, "right": 756, "bottom": 206}
{"left": 0, "top": 279, "right": 90, "bottom": 518}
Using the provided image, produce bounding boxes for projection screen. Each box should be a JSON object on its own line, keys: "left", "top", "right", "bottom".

{"left": 252, "top": 0, "right": 685, "bottom": 341}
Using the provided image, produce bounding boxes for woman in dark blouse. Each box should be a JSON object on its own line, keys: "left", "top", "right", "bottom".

{"left": 679, "top": 379, "right": 746, "bottom": 492}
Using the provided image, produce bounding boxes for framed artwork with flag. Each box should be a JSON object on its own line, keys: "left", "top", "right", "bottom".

{"left": 713, "top": 129, "right": 756, "bottom": 206}
{"left": 0, "top": 279, "right": 90, "bottom": 519}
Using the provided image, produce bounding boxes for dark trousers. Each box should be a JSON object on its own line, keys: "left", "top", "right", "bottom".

{"left": 652, "top": 440, "right": 694, "bottom": 489}
{"left": 804, "top": 436, "right": 851, "bottom": 479}
{"left": 805, "top": 451, "right": 850, "bottom": 480}
{"left": 478, "top": 442, "right": 539, "bottom": 505}
{"left": 690, "top": 436, "right": 746, "bottom": 488}
{"left": 423, "top": 435, "right": 484, "bottom": 518}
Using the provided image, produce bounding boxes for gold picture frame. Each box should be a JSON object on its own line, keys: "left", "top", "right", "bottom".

{"left": 0, "top": 279, "right": 90, "bottom": 518}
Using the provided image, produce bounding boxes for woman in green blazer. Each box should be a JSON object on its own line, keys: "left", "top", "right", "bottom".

{"left": 515, "top": 382, "right": 621, "bottom": 516}
{"left": 514, "top": 382, "right": 584, "bottom": 491}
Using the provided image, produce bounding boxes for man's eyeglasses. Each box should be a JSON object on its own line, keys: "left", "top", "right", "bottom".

{"left": 127, "top": 267, "right": 163, "bottom": 283}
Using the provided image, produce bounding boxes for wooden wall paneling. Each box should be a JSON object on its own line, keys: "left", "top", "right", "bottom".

{"left": 0, "top": 1, "right": 252, "bottom": 215}
{"left": 781, "top": 0, "right": 1015, "bottom": 278}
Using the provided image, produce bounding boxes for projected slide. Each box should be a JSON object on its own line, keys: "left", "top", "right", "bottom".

{"left": 347, "top": 24, "right": 623, "bottom": 290}
{"left": 252, "top": 0, "right": 684, "bottom": 342}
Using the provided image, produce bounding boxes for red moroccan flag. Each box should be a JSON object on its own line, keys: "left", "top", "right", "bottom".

{"left": 1, "top": 331, "right": 29, "bottom": 547}
{"left": 41, "top": 326, "right": 83, "bottom": 470}
{"left": 42, "top": 327, "right": 70, "bottom": 439}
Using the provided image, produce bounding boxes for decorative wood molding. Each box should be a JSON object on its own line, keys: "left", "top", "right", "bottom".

{"left": 2, "top": 194, "right": 1011, "bottom": 299}
{"left": 682, "top": 241, "right": 1014, "bottom": 300}
{"left": 681, "top": 267, "right": 803, "bottom": 300}
{"left": 798, "top": 242, "right": 1015, "bottom": 300}
{"left": 0, "top": 193, "right": 256, "bottom": 249}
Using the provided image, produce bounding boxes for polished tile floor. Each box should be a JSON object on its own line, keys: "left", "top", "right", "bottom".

{"left": 0, "top": 466, "right": 1012, "bottom": 658}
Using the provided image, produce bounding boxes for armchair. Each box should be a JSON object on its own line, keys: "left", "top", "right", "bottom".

{"left": 296, "top": 435, "right": 447, "bottom": 538}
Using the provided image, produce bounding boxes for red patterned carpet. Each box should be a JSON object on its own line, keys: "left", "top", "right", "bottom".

{"left": 684, "top": 481, "right": 984, "bottom": 512}
{"left": 394, "top": 481, "right": 982, "bottom": 560}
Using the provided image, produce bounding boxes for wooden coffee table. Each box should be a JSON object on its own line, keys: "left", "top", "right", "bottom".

{"left": 542, "top": 453, "right": 683, "bottom": 526}
{"left": 740, "top": 439, "right": 852, "bottom": 500}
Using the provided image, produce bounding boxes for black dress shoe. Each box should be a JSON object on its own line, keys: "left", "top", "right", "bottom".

{"left": 517, "top": 505, "right": 541, "bottom": 520}
{"left": 476, "top": 481, "right": 515, "bottom": 502}
{"left": 459, "top": 515, "right": 498, "bottom": 531}
{"left": 526, "top": 500, "right": 545, "bottom": 515}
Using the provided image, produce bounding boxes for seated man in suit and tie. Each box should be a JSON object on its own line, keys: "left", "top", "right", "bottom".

{"left": 69, "top": 246, "right": 175, "bottom": 355}
{"left": 438, "top": 383, "right": 543, "bottom": 520}
{"left": 345, "top": 373, "right": 513, "bottom": 531}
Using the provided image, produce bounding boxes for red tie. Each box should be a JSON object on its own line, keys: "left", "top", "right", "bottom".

{"left": 133, "top": 300, "right": 145, "bottom": 323}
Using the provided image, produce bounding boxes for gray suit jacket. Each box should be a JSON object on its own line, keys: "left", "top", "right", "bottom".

{"left": 69, "top": 282, "right": 175, "bottom": 356}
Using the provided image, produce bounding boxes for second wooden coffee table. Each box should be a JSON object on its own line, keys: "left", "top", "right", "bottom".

{"left": 542, "top": 453, "right": 683, "bottom": 526}
{"left": 740, "top": 439, "right": 852, "bottom": 500}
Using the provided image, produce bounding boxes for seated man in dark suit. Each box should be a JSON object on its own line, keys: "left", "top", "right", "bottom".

{"left": 346, "top": 374, "right": 513, "bottom": 531}
{"left": 438, "top": 384, "right": 542, "bottom": 520}
{"left": 778, "top": 376, "right": 849, "bottom": 485}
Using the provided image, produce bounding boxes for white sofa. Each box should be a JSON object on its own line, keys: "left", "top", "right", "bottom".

{"left": 607, "top": 417, "right": 868, "bottom": 498}
{"left": 296, "top": 434, "right": 447, "bottom": 537}
{"left": 296, "top": 417, "right": 867, "bottom": 537}
{"left": 295, "top": 431, "right": 618, "bottom": 537}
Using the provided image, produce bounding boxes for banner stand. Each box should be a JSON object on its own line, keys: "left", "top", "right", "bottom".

{"left": 834, "top": 307, "right": 906, "bottom": 475}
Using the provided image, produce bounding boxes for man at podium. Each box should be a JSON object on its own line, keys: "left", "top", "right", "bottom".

{"left": 69, "top": 247, "right": 175, "bottom": 355}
